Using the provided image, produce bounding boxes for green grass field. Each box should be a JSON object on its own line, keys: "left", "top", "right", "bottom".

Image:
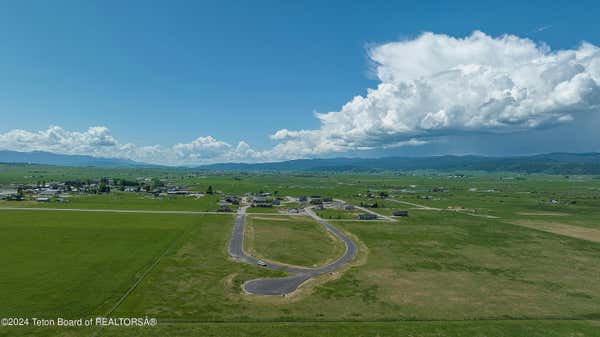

{"left": 244, "top": 215, "right": 345, "bottom": 267}
{"left": 6, "top": 320, "right": 598, "bottom": 337}
{"left": 2, "top": 165, "right": 600, "bottom": 336}
{"left": 316, "top": 208, "right": 361, "bottom": 219}
{"left": 3, "top": 208, "right": 597, "bottom": 337}
{"left": 0, "top": 210, "right": 193, "bottom": 318}
{"left": 246, "top": 205, "right": 280, "bottom": 213}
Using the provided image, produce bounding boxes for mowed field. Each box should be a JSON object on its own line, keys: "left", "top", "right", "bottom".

{"left": 244, "top": 215, "right": 346, "bottom": 268}
{"left": 0, "top": 210, "right": 195, "bottom": 318}
{"left": 1, "top": 168, "right": 600, "bottom": 336}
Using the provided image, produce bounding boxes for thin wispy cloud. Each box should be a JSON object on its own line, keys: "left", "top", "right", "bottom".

{"left": 533, "top": 25, "right": 552, "bottom": 33}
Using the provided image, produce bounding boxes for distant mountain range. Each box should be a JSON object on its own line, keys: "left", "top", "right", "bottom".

{"left": 198, "top": 153, "right": 600, "bottom": 174}
{"left": 0, "top": 150, "right": 153, "bottom": 168}
{"left": 2, "top": 150, "right": 600, "bottom": 174}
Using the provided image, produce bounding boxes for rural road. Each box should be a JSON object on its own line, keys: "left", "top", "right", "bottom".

{"left": 387, "top": 199, "right": 500, "bottom": 219}
{"left": 229, "top": 206, "right": 358, "bottom": 295}
{"left": 0, "top": 207, "right": 303, "bottom": 216}
{"left": 331, "top": 198, "right": 397, "bottom": 222}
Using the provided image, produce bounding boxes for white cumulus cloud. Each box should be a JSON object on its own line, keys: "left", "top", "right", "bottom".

{"left": 0, "top": 126, "right": 119, "bottom": 155}
{"left": 270, "top": 31, "right": 600, "bottom": 156}
{"left": 0, "top": 126, "right": 266, "bottom": 165}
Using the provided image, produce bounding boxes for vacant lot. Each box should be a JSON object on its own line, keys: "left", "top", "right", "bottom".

{"left": 109, "top": 211, "right": 600, "bottom": 323}
{"left": 113, "top": 214, "right": 286, "bottom": 321}
{"left": 327, "top": 212, "right": 600, "bottom": 320}
{"left": 244, "top": 215, "right": 345, "bottom": 268}
{"left": 246, "top": 205, "right": 280, "bottom": 213}
{"left": 511, "top": 219, "right": 600, "bottom": 243}
{"left": 0, "top": 210, "right": 192, "bottom": 317}
{"left": 316, "top": 208, "right": 360, "bottom": 219}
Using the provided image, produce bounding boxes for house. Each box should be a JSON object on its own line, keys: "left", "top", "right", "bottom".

{"left": 167, "top": 189, "right": 189, "bottom": 195}
{"left": 39, "top": 189, "right": 60, "bottom": 196}
{"left": 224, "top": 195, "right": 238, "bottom": 202}
{"left": 252, "top": 196, "right": 272, "bottom": 207}
{"left": 217, "top": 205, "right": 232, "bottom": 212}
{"left": 344, "top": 204, "right": 355, "bottom": 211}
{"left": 0, "top": 190, "right": 18, "bottom": 200}
{"left": 310, "top": 198, "right": 323, "bottom": 205}
{"left": 323, "top": 197, "right": 333, "bottom": 202}
{"left": 298, "top": 195, "right": 307, "bottom": 202}
{"left": 223, "top": 195, "right": 239, "bottom": 205}
{"left": 288, "top": 207, "right": 300, "bottom": 214}
{"left": 393, "top": 210, "right": 409, "bottom": 217}
{"left": 358, "top": 213, "right": 377, "bottom": 220}
{"left": 253, "top": 196, "right": 267, "bottom": 203}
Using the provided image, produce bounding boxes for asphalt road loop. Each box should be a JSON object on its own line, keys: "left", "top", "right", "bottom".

{"left": 228, "top": 206, "right": 358, "bottom": 295}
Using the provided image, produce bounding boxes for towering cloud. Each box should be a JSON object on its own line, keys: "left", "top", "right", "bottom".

{"left": 271, "top": 31, "right": 600, "bottom": 156}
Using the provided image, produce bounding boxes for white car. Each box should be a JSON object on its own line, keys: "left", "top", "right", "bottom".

{"left": 257, "top": 260, "right": 267, "bottom": 267}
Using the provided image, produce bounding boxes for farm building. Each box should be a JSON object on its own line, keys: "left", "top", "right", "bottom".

{"left": 358, "top": 213, "right": 377, "bottom": 220}
{"left": 393, "top": 210, "right": 409, "bottom": 217}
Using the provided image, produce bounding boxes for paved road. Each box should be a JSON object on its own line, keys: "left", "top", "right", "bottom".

{"left": 0, "top": 207, "right": 302, "bottom": 217}
{"left": 229, "top": 206, "right": 358, "bottom": 295}
{"left": 0, "top": 207, "right": 230, "bottom": 215}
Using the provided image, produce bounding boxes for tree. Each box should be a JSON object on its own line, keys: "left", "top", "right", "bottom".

{"left": 206, "top": 185, "right": 214, "bottom": 195}
{"left": 16, "top": 187, "right": 24, "bottom": 200}
{"left": 98, "top": 182, "right": 110, "bottom": 193}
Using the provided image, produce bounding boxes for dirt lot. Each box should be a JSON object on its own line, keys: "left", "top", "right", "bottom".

{"left": 511, "top": 220, "right": 600, "bottom": 243}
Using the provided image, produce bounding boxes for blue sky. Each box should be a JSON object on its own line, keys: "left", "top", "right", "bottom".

{"left": 1, "top": 0, "right": 600, "bottom": 164}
